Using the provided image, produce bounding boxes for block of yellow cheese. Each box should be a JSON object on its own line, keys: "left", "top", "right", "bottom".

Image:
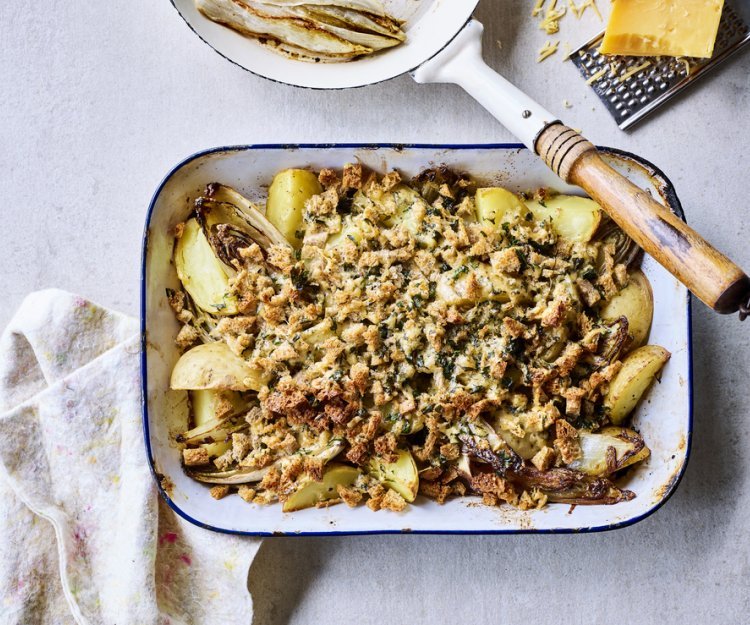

{"left": 600, "top": 0, "right": 725, "bottom": 58}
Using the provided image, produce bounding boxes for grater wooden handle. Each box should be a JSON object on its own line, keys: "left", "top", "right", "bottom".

{"left": 536, "top": 122, "right": 750, "bottom": 314}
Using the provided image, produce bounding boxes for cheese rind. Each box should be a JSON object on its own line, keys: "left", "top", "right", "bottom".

{"left": 600, "top": 0, "right": 725, "bottom": 58}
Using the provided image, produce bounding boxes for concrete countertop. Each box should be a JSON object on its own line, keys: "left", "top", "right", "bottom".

{"left": 2, "top": 1, "right": 749, "bottom": 623}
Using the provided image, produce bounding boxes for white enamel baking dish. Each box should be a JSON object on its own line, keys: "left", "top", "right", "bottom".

{"left": 141, "top": 144, "right": 692, "bottom": 536}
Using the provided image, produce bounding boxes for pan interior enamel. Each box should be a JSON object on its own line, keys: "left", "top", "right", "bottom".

{"left": 143, "top": 144, "right": 692, "bottom": 536}
{"left": 170, "top": 0, "right": 478, "bottom": 88}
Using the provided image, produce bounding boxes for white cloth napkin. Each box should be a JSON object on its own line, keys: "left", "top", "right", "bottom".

{"left": 0, "top": 290, "right": 262, "bottom": 625}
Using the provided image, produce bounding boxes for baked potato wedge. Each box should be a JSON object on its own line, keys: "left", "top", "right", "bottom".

{"left": 600, "top": 270, "right": 654, "bottom": 348}
{"left": 605, "top": 345, "right": 671, "bottom": 424}
{"left": 170, "top": 342, "right": 267, "bottom": 391}
{"left": 282, "top": 464, "right": 361, "bottom": 512}
{"left": 266, "top": 169, "right": 322, "bottom": 248}
{"left": 525, "top": 194, "right": 602, "bottom": 243}
{"left": 475, "top": 187, "right": 526, "bottom": 227}
{"left": 175, "top": 218, "right": 238, "bottom": 315}
{"left": 367, "top": 449, "right": 419, "bottom": 502}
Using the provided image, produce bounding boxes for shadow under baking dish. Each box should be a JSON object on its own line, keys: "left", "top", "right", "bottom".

{"left": 141, "top": 144, "right": 692, "bottom": 536}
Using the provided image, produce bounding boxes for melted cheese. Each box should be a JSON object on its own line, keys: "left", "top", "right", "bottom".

{"left": 600, "top": 0, "right": 724, "bottom": 58}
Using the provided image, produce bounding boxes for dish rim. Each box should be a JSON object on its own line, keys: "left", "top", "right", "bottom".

{"left": 141, "top": 142, "right": 693, "bottom": 536}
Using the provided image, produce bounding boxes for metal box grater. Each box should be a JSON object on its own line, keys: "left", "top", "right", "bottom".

{"left": 570, "top": 0, "right": 750, "bottom": 130}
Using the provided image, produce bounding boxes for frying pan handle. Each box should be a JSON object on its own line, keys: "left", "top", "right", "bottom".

{"left": 412, "top": 20, "right": 553, "bottom": 150}
{"left": 412, "top": 20, "right": 750, "bottom": 315}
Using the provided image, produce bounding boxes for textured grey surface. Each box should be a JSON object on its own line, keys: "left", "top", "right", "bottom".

{"left": 2, "top": 1, "right": 749, "bottom": 624}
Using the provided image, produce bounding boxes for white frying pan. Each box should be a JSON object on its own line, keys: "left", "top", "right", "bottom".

{"left": 171, "top": 0, "right": 750, "bottom": 316}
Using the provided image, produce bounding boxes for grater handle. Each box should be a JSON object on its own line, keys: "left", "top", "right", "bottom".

{"left": 537, "top": 122, "right": 750, "bottom": 314}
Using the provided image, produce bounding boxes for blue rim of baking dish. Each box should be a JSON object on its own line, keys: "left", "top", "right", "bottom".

{"left": 141, "top": 143, "right": 693, "bottom": 537}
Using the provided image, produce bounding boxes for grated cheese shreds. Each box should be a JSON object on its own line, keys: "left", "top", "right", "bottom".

{"left": 586, "top": 67, "right": 607, "bottom": 84}
{"left": 619, "top": 60, "right": 652, "bottom": 82}
{"left": 537, "top": 40, "right": 560, "bottom": 62}
{"left": 540, "top": 0, "right": 566, "bottom": 34}
{"left": 532, "top": 0, "right": 546, "bottom": 17}
{"left": 573, "top": 0, "right": 602, "bottom": 21}
{"left": 679, "top": 57, "right": 693, "bottom": 76}
{"left": 585, "top": 0, "right": 603, "bottom": 21}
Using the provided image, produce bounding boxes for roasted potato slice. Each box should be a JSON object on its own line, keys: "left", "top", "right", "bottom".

{"left": 568, "top": 428, "right": 648, "bottom": 476}
{"left": 525, "top": 194, "right": 602, "bottom": 243}
{"left": 475, "top": 187, "right": 526, "bottom": 227}
{"left": 282, "top": 464, "right": 361, "bottom": 512}
{"left": 174, "top": 218, "right": 238, "bottom": 316}
{"left": 367, "top": 449, "right": 419, "bottom": 502}
{"left": 266, "top": 169, "right": 322, "bottom": 248}
{"left": 605, "top": 345, "right": 671, "bottom": 424}
{"left": 171, "top": 342, "right": 267, "bottom": 391}
{"left": 600, "top": 270, "right": 654, "bottom": 348}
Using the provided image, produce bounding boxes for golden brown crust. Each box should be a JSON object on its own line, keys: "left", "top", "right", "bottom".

{"left": 172, "top": 168, "right": 650, "bottom": 513}
{"left": 183, "top": 447, "right": 210, "bottom": 467}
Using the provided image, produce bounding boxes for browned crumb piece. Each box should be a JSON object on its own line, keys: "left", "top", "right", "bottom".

{"left": 419, "top": 480, "right": 452, "bottom": 504}
{"left": 231, "top": 432, "right": 252, "bottom": 462}
{"left": 366, "top": 484, "right": 387, "bottom": 511}
{"left": 266, "top": 245, "right": 296, "bottom": 272}
{"left": 531, "top": 446, "right": 556, "bottom": 471}
{"left": 278, "top": 456, "right": 305, "bottom": 495}
{"left": 562, "top": 386, "right": 587, "bottom": 417}
{"left": 346, "top": 441, "right": 370, "bottom": 466}
{"left": 258, "top": 466, "right": 281, "bottom": 491}
{"left": 482, "top": 492, "right": 499, "bottom": 507}
{"left": 491, "top": 248, "right": 522, "bottom": 274}
{"left": 541, "top": 297, "right": 570, "bottom": 328}
{"left": 380, "top": 489, "right": 407, "bottom": 512}
{"left": 167, "top": 289, "right": 187, "bottom": 315}
{"left": 210, "top": 485, "right": 230, "bottom": 500}
{"left": 175, "top": 324, "right": 200, "bottom": 350}
{"left": 214, "top": 449, "right": 234, "bottom": 471}
{"left": 439, "top": 443, "right": 460, "bottom": 462}
{"left": 240, "top": 447, "right": 274, "bottom": 469}
{"left": 173, "top": 221, "right": 186, "bottom": 239}
{"left": 452, "top": 481, "right": 467, "bottom": 497}
{"left": 419, "top": 466, "right": 443, "bottom": 481}
{"left": 554, "top": 420, "right": 582, "bottom": 464}
{"left": 502, "top": 317, "right": 527, "bottom": 339}
{"left": 413, "top": 418, "right": 441, "bottom": 462}
{"left": 214, "top": 394, "right": 237, "bottom": 420}
{"left": 613, "top": 263, "right": 628, "bottom": 287}
{"left": 336, "top": 484, "right": 363, "bottom": 508}
{"left": 552, "top": 343, "right": 584, "bottom": 377}
{"left": 342, "top": 162, "right": 363, "bottom": 189}
{"left": 373, "top": 433, "right": 399, "bottom": 463}
{"left": 518, "top": 489, "right": 548, "bottom": 510}
{"left": 471, "top": 472, "right": 517, "bottom": 505}
{"left": 381, "top": 170, "right": 402, "bottom": 191}
{"left": 238, "top": 485, "right": 256, "bottom": 503}
{"left": 576, "top": 278, "right": 601, "bottom": 307}
{"left": 182, "top": 447, "right": 209, "bottom": 467}
{"left": 303, "top": 456, "right": 325, "bottom": 482}
{"left": 318, "top": 167, "right": 339, "bottom": 188}
{"left": 349, "top": 362, "right": 369, "bottom": 394}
